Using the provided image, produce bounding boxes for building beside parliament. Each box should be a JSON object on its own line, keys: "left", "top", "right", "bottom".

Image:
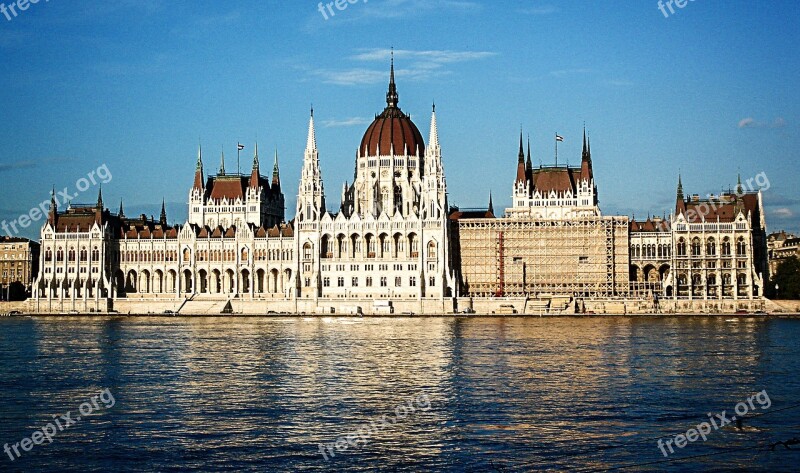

{"left": 29, "top": 62, "right": 769, "bottom": 314}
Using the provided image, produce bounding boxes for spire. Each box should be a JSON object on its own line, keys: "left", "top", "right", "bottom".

{"left": 306, "top": 108, "right": 317, "bottom": 152}
{"left": 488, "top": 191, "right": 494, "bottom": 215}
{"left": 386, "top": 49, "right": 399, "bottom": 108}
{"left": 582, "top": 127, "right": 588, "bottom": 159}
{"left": 97, "top": 186, "right": 103, "bottom": 209}
{"left": 587, "top": 135, "right": 591, "bottom": 159}
{"left": 118, "top": 199, "right": 125, "bottom": 218}
{"left": 219, "top": 148, "right": 226, "bottom": 175}
{"left": 196, "top": 143, "right": 203, "bottom": 170}
{"left": 516, "top": 131, "right": 527, "bottom": 185}
{"left": 159, "top": 198, "right": 167, "bottom": 225}
{"left": 48, "top": 187, "right": 57, "bottom": 226}
{"left": 428, "top": 103, "right": 440, "bottom": 150}
{"left": 736, "top": 173, "right": 743, "bottom": 195}
{"left": 253, "top": 142, "right": 260, "bottom": 168}
{"left": 272, "top": 149, "right": 281, "bottom": 189}
{"left": 525, "top": 135, "right": 533, "bottom": 172}
{"left": 677, "top": 173, "right": 684, "bottom": 201}
{"left": 250, "top": 142, "right": 261, "bottom": 189}
{"left": 193, "top": 144, "right": 204, "bottom": 190}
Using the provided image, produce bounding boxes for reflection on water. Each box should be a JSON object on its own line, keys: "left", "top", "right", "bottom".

{"left": 0, "top": 316, "right": 799, "bottom": 472}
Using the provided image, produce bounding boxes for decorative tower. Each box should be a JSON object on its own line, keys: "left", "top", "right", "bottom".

{"left": 159, "top": 199, "right": 167, "bottom": 226}
{"left": 189, "top": 144, "right": 205, "bottom": 226}
{"left": 297, "top": 108, "right": 326, "bottom": 222}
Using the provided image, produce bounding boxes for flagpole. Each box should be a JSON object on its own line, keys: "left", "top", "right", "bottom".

{"left": 237, "top": 142, "right": 241, "bottom": 175}
{"left": 555, "top": 133, "right": 558, "bottom": 167}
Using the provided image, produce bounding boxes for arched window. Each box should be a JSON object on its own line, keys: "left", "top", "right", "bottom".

{"left": 691, "top": 238, "right": 701, "bottom": 256}
{"left": 183, "top": 248, "right": 191, "bottom": 262}
{"left": 706, "top": 238, "right": 716, "bottom": 256}
{"left": 722, "top": 238, "right": 731, "bottom": 256}
{"left": 303, "top": 243, "right": 312, "bottom": 260}
{"left": 45, "top": 249, "right": 53, "bottom": 262}
{"left": 68, "top": 248, "right": 76, "bottom": 262}
{"left": 677, "top": 239, "right": 686, "bottom": 256}
{"left": 80, "top": 248, "right": 88, "bottom": 261}
{"left": 736, "top": 238, "right": 746, "bottom": 256}
{"left": 428, "top": 241, "right": 437, "bottom": 259}
{"left": 92, "top": 247, "right": 100, "bottom": 261}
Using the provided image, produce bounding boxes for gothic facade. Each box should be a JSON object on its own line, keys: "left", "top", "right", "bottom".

{"left": 32, "top": 63, "right": 455, "bottom": 311}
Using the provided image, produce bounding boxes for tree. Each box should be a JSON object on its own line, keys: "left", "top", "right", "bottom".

{"left": 773, "top": 255, "right": 800, "bottom": 299}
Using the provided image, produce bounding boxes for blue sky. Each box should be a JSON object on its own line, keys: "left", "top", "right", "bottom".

{"left": 0, "top": 0, "right": 798, "bottom": 239}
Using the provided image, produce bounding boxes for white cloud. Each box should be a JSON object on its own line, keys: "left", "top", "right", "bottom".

{"left": 313, "top": 48, "right": 496, "bottom": 85}
{"left": 772, "top": 208, "right": 794, "bottom": 219}
{"left": 738, "top": 117, "right": 756, "bottom": 128}
{"left": 322, "top": 117, "right": 372, "bottom": 128}
{"left": 738, "top": 117, "right": 787, "bottom": 129}
{"left": 518, "top": 6, "right": 558, "bottom": 15}
{"left": 550, "top": 68, "right": 593, "bottom": 77}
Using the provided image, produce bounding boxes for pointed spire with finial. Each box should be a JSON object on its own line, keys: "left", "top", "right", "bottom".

{"left": 488, "top": 191, "right": 494, "bottom": 216}
{"left": 250, "top": 142, "right": 261, "bottom": 189}
{"left": 48, "top": 186, "right": 57, "bottom": 226}
{"left": 526, "top": 135, "right": 533, "bottom": 173}
{"left": 272, "top": 148, "right": 281, "bottom": 189}
{"left": 118, "top": 199, "right": 125, "bottom": 218}
{"left": 386, "top": 48, "right": 399, "bottom": 109}
{"left": 736, "top": 172, "right": 743, "bottom": 195}
{"left": 97, "top": 186, "right": 103, "bottom": 209}
{"left": 219, "top": 148, "right": 226, "bottom": 175}
{"left": 428, "top": 102, "right": 439, "bottom": 150}
{"left": 194, "top": 143, "right": 204, "bottom": 190}
{"left": 677, "top": 173, "right": 684, "bottom": 200}
{"left": 516, "top": 130, "right": 527, "bottom": 185}
{"left": 582, "top": 126, "right": 588, "bottom": 159}
{"left": 160, "top": 198, "right": 167, "bottom": 225}
{"left": 306, "top": 106, "right": 317, "bottom": 152}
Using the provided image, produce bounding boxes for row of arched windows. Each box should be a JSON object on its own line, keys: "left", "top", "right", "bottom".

{"left": 45, "top": 246, "right": 100, "bottom": 263}
{"left": 675, "top": 237, "right": 746, "bottom": 257}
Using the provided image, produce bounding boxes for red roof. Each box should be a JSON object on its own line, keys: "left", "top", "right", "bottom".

{"left": 532, "top": 167, "right": 579, "bottom": 194}
{"left": 209, "top": 176, "right": 248, "bottom": 201}
{"left": 360, "top": 108, "right": 425, "bottom": 157}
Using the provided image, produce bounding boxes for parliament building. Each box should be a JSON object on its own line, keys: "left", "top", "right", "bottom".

{"left": 31, "top": 62, "right": 769, "bottom": 315}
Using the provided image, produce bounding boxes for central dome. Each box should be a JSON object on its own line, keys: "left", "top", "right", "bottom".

{"left": 359, "top": 61, "right": 425, "bottom": 158}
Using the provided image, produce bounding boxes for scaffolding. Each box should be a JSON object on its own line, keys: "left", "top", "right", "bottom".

{"left": 454, "top": 217, "right": 630, "bottom": 298}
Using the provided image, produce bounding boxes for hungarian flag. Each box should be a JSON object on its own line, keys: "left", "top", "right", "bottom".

{"left": 237, "top": 143, "right": 245, "bottom": 151}
{"left": 555, "top": 134, "right": 564, "bottom": 142}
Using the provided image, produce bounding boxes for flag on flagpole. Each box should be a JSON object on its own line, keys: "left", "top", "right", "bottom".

{"left": 237, "top": 143, "right": 245, "bottom": 151}
{"left": 555, "top": 134, "right": 564, "bottom": 142}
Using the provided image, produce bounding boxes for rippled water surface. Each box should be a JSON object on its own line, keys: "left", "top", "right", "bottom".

{"left": 1, "top": 316, "right": 799, "bottom": 472}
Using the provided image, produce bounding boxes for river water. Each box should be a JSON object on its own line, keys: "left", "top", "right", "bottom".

{"left": 0, "top": 316, "right": 799, "bottom": 472}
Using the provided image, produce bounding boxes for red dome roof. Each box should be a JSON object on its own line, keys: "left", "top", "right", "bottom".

{"left": 359, "top": 61, "right": 425, "bottom": 157}
{"left": 360, "top": 108, "right": 425, "bottom": 158}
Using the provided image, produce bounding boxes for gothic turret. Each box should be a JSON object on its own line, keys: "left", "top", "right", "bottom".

{"left": 193, "top": 145, "right": 204, "bottom": 190}
{"left": 159, "top": 199, "right": 167, "bottom": 226}
{"left": 272, "top": 149, "right": 281, "bottom": 192}
{"left": 297, "top": 108, "right": 326, "bottom": 221}
{"left": 515, "top": 131, "right": 526, "bottom": 185}
{"left": 250, "top": 143, "right": 260, "bottom": 190}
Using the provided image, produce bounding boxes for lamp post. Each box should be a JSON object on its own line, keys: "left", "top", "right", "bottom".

{"left": 775, "top": 283, "right": 779, "bottom": 299}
